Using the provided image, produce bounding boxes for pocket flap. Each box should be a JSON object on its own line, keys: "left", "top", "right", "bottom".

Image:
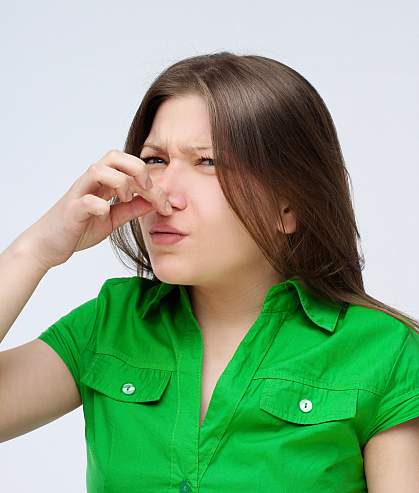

{"left": 260, "top": 378, "right": 358, "bottom": 424}
{"left": 80, "top": 352, "right": 172, "bottom": 403}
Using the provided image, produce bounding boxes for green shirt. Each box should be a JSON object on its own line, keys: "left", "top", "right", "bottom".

{"left": 38, "top": 276, "right": 419, "bottom": 493}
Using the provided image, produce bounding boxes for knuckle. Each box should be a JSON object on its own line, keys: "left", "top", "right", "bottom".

{"left": 88, "top": 162, "right": 100, "bottom": 177}
{"left": 126, "top": 175, "right": 137, "bottom": 189}
{"left": 106, "top": 149, "right": 120, "bottom": 160}
{"left": 80, "top": 194, "right": 92, "bottom": 206}
{"left": 114, "top": 179, "right": 125, "bottom": 189}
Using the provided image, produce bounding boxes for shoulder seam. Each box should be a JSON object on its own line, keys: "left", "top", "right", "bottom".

{"left": 80, "top": 297, "right": 101, "bottom": 356}
{"left": 380, "top": 328, "right": 411, "bottom": 397}
{"left": 103, "top": 276, "right": 137, "bottom": 286}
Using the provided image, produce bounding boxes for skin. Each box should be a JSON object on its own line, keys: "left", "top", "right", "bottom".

{"left": 138, "top": 94, "right": 297, "bottom": 342}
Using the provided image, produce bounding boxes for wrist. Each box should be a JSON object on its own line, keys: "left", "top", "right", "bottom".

{"left": 6, "top": 234, "right": 52, "bottom": 275}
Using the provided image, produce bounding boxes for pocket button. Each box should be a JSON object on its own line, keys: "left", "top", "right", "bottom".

{"left": 299, "top": 399, "right": 313, "bottom": 412}
{"left": 121, "top": 383, "right": 136, "bottom": 395}
{"left": 179, "top": 480, "right": 192, "bottom": 493}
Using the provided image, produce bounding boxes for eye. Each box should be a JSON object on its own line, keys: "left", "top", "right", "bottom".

{"left": 195, "top": 155, "right": 215, "bottom": 167}
{"left": 140, "top": 156, "right": 164, "bottom": 165}
{"left": 140, "top": 155, "right": 215, "bottom": 167}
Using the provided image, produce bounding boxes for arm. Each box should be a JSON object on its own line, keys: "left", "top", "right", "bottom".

{"left": 364, "top": 417, "right": 419, "bottom": 492}
{"left": 0, "top": 235, "right": 49, "bottom": 345}
{"left": 0, "top": 236, "right": 82, "bottom": 443}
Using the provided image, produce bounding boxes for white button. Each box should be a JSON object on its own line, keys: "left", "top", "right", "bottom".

{"left": 121, "top": 383, "right": 136, "bottom": 395}
{"left": 299, "top": 399, "right": 313, "bottom": 412}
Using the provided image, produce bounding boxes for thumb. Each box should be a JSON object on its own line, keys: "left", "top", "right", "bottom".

{"left": 109, "top": 195, "right": 153, "bottom": 229}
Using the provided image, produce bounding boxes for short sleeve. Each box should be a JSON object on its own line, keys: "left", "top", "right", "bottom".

{"left": 365, "top": 327, "right": 419, "bottom": 441}
{"left": 37, "top": 296, "right": 98, "bottom": 394}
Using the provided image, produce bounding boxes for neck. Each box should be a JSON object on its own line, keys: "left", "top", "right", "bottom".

{"left": 186, "top": 270, "right": 284, "bottom": 342}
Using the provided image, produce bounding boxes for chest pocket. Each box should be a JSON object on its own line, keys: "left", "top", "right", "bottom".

{"left": 259, "top": 378, "right": 358, "bottom": 425}
{"left": 79, "top": 352, "right": 173, "bottom": 403}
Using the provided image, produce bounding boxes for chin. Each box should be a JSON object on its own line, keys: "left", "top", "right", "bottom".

{"left": 149, "top": 264, "right": 192, "bottom": 286}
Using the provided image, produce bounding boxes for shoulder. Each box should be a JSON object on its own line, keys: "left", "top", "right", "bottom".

{"left": 97, "top": 275, "right": 157, "bottom": 303}
{"left": 341, "top": 303, "right": 419, "bottom": 390}
{"left": 98, "top": 275, "right": 154, "bottom": 292}
{"left": 343, "top": 303, "right": 415, "bottom": 344}
{"left": 80, "top": 275, "right": 165, "bottom": 353}
{"left": 89, "top": 275, "right": 160, "bottom": 325}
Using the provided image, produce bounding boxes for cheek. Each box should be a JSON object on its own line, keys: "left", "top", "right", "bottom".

{"left": 199, "top": 198, "right": 236, "bottom": 235}
{"left": 201, "top": 205, "right": 254, "bottom": 254}
{"left": 201, "top": 194, "right": 262, "bottom": 259}
{"left": 199, "top": 182, "right": 237, "bottom": 218}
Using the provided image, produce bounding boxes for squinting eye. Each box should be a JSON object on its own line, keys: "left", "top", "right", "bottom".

{"left": 196, "top": 156, "right": 215, "bottom": 167}
{"left": 140, "top": 156, "right": 215, "bottom": 167}
{"left": 140, "top": 156, "right": 164, "bottom": 165}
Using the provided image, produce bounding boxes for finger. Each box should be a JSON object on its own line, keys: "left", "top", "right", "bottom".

{"left": 87, "top": 164, "right": 150, "bottom": 204}
{"left": 72, "top": 194, "right": 110, "bottom": 223}
{"left": 75, "top": 160, "right": 170, "bottom": 214}
{"left": 109, "top": 195, "right": 154, "bottom": 229}
{"left": 101, "top": 150, "right": 156, "bottom": 196}
{"left": 95, "top": 184, "right": 117, "bottom": 201}
{"left": 108, "top": 173, "right": 172, "bottom": 215}
{"left": 74, "top": 163, "right": 134, "bottom": 202}
{"left": 77, "top": 149, "right": 150, "bottom": 195}
{"left": 71, "top": 193, "right": 151, "bottom": 228}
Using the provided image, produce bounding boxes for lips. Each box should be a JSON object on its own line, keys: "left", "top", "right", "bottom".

{"left": 149, "top": 223, "right": 187, "bottom": 235}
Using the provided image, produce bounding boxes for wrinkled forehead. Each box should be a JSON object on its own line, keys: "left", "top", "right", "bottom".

{"left": 144, "top": 95, "right": 212, "bottom": 154}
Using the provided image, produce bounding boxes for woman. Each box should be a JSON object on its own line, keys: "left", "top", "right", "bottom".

{"left": 1, "top": 52, "right": 418, "bottom": 492}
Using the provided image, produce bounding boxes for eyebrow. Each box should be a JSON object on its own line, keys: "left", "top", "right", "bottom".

{"left": 140, "top": 143, "right": 213, "bottom": 153}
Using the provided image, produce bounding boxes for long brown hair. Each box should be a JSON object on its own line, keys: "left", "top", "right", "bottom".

{"left": 109, "top": 51, "right": 419, "bottom": 334}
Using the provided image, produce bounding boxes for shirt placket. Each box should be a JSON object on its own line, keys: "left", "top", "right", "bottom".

{"left": 168, "top": 297, "right": 291, "bottom": 491}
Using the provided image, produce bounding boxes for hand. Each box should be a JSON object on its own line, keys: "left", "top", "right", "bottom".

{"left": 15, "top": 149, "right": 171, "bottom": 270}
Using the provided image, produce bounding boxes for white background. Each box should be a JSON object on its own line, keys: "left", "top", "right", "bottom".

{"left": 1, "top": 0, "right": 418, "bottom": 491}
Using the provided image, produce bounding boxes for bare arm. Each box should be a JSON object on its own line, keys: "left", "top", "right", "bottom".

{"left": 364, "top": 418, "right": 419, "bottom": 492}
{"left": 0, "top": 338, "right": 82, "bottom": 443}
{"left": 0, "top": 235, "right": 83, "bottom": 443}
{"left": 0, "top": 236, "right": 49, "bottom": 345}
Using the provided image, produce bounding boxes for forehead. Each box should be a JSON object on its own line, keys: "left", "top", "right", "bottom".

{"left": 144, "top": 95, "right": 212, "bottom": 152}
{"left": 140, "top": 142, "right": 212, "bottom": 155}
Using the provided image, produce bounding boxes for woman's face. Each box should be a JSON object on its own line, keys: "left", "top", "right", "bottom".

{"left": 138, "top": 94, "right": 290, "bottom": 289}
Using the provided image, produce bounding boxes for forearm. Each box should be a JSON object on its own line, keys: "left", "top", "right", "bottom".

{"left": 0, "top": 236, "right": 50, "bottom": 345}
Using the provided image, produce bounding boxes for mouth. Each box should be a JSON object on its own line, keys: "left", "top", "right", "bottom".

{"left": 150, "top": 232, "right": 187, "bottom": 245}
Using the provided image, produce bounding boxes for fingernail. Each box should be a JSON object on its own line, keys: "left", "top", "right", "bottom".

{"left": 164, "top": 201, "right": 172, "bottom": 213}
{"left": 146, "top": 176, "right": 153, "bottom": 190}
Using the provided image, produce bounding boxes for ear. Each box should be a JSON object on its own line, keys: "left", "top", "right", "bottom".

{"left": 276, "top": 204, "right": 297, "bottom": 234}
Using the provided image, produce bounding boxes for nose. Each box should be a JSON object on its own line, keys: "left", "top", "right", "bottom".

{"left": 150, "top": 162, "right": 189, "bottom": 211}
{"left": 150, "top": 159, "right": 185, "bottom": 194}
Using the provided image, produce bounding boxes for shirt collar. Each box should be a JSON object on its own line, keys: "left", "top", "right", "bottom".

{"left": 137, "top": 277, "right": 344, "bottom": 333}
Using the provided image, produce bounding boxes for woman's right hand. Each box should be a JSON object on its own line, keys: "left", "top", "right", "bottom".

{"left": 15, "top": 149, "right": 172, "bottom": 270}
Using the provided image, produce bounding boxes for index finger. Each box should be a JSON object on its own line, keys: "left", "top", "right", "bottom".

{"left": 76, "top": 149, "right": 151, "bottom": 197}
